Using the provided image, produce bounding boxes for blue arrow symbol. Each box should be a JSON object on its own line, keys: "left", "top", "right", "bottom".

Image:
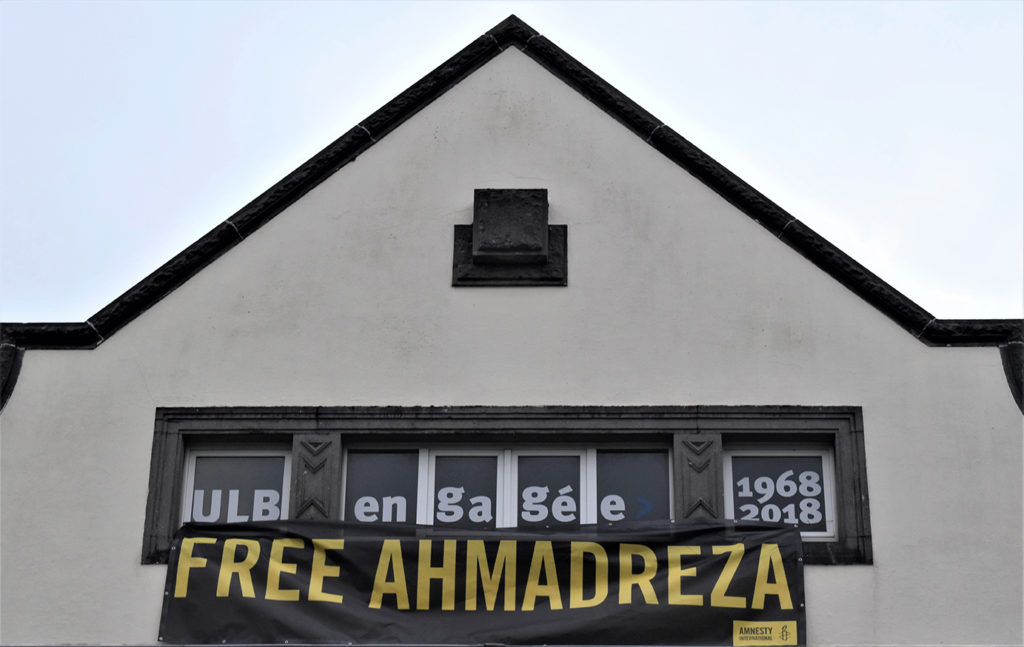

{"left": 636, "top": 497, "right": 653, "bottom": 519}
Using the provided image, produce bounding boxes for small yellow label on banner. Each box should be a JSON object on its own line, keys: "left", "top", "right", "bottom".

{"left": 733, "top": 620, "right": 797, "bottom": 645}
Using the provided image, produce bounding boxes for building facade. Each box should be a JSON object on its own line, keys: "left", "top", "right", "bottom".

{"left": 1, "top": 16, "right": 1021, "bottom": 646}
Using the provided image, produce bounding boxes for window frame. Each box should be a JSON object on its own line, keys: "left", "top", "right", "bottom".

{"left": 340, "top": 448, "right": 421, "bottom": 524}
{"left": 180, "top": 447, "right": 293, "bottom": 524}
{"left": 722, "top": 447, "right": 837, "bottom": 541}
{"left": 341, "top": 446, "right": 661, "bottom": 528}
{"left": 143, "top": 406, "right": 871, "bottom": 566}
{"left": 426, "top": 448, "right": 507, "bottom": 527}
{"left": 510, "top": 448, "right": 590, "bottom": 527}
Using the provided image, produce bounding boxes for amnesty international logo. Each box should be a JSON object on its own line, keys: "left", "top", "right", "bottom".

{"left": 732, "top": 620, "right": 797, "bottom": 646}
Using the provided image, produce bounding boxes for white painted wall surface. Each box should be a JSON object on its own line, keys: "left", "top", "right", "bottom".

{"left": 1, "top": 49, "right": 1020, "bottom": 645}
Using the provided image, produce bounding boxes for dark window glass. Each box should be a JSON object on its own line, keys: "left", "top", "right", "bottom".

{"left": 190, "top": 455, "right": 286, "bottom": 523}
{"left": 433, "top": 456, "right": 498, "bottom": 529}
{"left": 517, "top": 455, "right": 581, "bottom": 528}
{"left": 728, "top": 455, "right": 831, "bottom": 534}
{"left": 345, "top": 451, "right": 418, "bottom": 523}
{"left": 597, "top": 451, "right": 670, "bottom": 523}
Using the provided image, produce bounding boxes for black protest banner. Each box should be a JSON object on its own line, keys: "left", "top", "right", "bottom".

{"left": 160, "top": 521, "right": 804, "bottom": 645}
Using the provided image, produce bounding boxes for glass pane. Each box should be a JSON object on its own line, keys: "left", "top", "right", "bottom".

{"left": 728, "top": 454, "right": 831, "bottom": 534}
{"left": 517, "top": 455, "right": 580, "bottom": 528}
{"left": 344, "top": 451, "right": 418, "bottom": 523}
{"left": 190, "top": 455, "right": 287, "bottom": 523}
{"left": 433, "top": 456, "right": 498, "bottom": 529}
{"left": 597, "top": 451, "right": 670, "bottom": 523}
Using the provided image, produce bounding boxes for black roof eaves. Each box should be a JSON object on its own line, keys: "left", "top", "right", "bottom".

{"left": 919, "top": 319, "right": 1024, "bottom": 347}
{"left": 1, "top": 15, "right": 1020, "bottom": 353}
{"left": 1, "top": 322, "right": 102, "bottom": 349}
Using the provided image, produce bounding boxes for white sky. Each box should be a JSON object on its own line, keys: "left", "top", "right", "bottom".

{"left": 1, "top": 1, "right": 1021, "bottom": 322}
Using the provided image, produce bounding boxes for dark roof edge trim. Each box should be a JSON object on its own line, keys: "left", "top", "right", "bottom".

{"left": 999, "top": 342, "right": 1024, "bottom": 414}
{"left": 0, "top": 15, "right": 1019, "bottom": 355}
{"left": 0, "top": 343, "right": 25, "bottom": 412}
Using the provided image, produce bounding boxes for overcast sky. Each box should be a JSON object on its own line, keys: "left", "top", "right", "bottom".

{"left": 1, "top": 1, "right": 1021, "bottom": 322}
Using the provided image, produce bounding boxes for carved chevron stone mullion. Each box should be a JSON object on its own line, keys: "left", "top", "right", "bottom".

{"left": 300, "top": 440, "right": 329, "bottom": 456}
{"left": 303, "top": 457, "right": 326, "bottom": 473}
{"left": 688, "top": 458, "right": 711, "bottom": 473}
{"left": 292, "top": 434, "right": 341, "bottom": 521}
{"left": 297, "top": 498, "right": 329, "bottom": 519}
{"left": 685, "top": 498, "right": 716, "bottom": 518}
{"left": 682, "top": 439, "right": 713, "bottom": 455}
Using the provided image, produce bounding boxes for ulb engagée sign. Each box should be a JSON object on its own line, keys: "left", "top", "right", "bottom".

{"left": 160, "top": 521, "right": 805, "bottom": 645}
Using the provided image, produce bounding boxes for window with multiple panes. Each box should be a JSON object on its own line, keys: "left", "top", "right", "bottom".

{"left": 143, "top": 407, "right": 871, "bottom": 565}
{"left": 341, "top": 447, "right": 672, "bottom": 528}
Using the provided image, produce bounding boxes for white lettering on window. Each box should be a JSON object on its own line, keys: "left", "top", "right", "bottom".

{"left": 521, "top": 486, "right": 549, "bottom": 522}
{"left": 381, "top": 495, "right": 407, "bottom": 522}
{"left": 252, "top": 489, "right": 281, "bottom": 521}
{"left": 552, "top": 485, "right": 577, "bottom": 522}
{"left": 355, "top": 496, "right": 380, "bottom": 521}
{"left": 226, "top": 489, "right": 249, "bottom": 522}
{"left": 468, "top": 495, "right": 493, "bottom": 523}
{"left": 436, "top": 487, "right": 465, "bottom": 522}
{"left": 192, "top": 489, "right": 221, "bottom": 522}
{"left": 600, "top": 494, "right": 625, "bottom": 521}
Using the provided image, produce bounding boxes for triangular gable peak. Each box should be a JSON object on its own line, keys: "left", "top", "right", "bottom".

{"left": 0, "top": 15, "right": 1021, "bottom": 410}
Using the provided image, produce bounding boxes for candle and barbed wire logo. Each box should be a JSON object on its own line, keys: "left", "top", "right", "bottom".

{"left": 732, "top": 621, "right": 798, "bottom": 645}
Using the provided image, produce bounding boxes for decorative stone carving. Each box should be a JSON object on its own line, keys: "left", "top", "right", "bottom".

{"left": 291, "top": 434, "right": 341, "bottom": 521}
{"left": 453, "top": 189, "right": 567, "bottom": 286}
